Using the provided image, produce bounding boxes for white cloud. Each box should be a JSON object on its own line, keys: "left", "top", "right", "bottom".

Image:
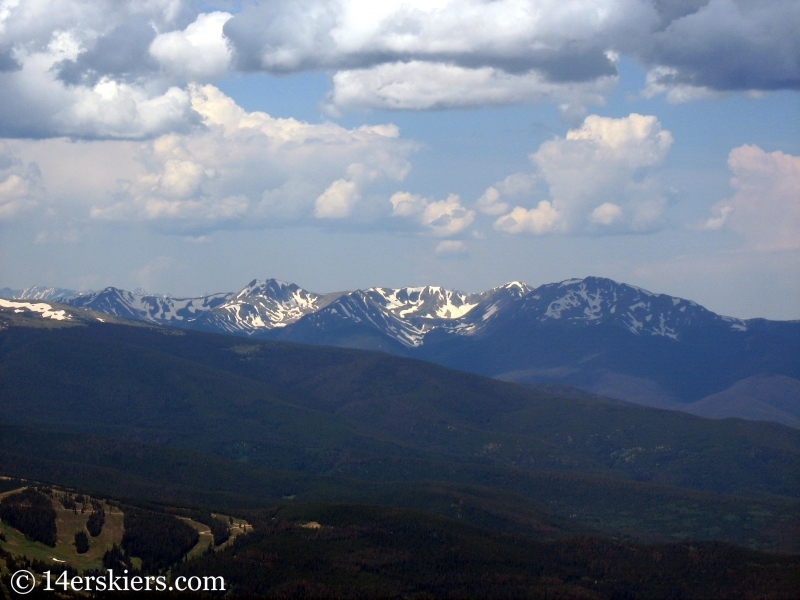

{"left": 0, "top": 0, "right": 794, "bottom": 145}
{"left": 0, "top": 38, "right": 195, "bottom": 139}
{"left": 476, "top": 187, "right": 507, "bottom": 216}
{"left": 314, "top": 178, "right": 360, "bottom": 218}
{"left": 0, "top": 0, "right": 793, "bottom": 144}
{"left": 224, "top": 0, "right": 640, "bottom": 113}
{"left": 476, "top": 172, "right": 538, "bottom": 215}
{"left": 493, "top": 113, "right": 674, "bottom": 236}
{"left": 704, "top": 145, "right": 800, "bottom": 250}
{"left": 494, "top": 201, "right": 562, "bottom": 235}
{"left": 435, "top": 240, "right": 467, "bottom": 256}
{"left": 150, "top": 12, "right": 233, "bottom": 81}
{"left": 0, "top": 0, "right": 200, "bottom": 138}
{"left": 389, "top": 191, "right": 425, "bottom": 217}
{"left": 390, "top": 191, "right": 474, "bottom": 237}
{"left": 0, "top": 172, "right": 36, "bottom": 219}
{"left": 590, "top": 202, "right": 624, "bottom": 225}
{"left": 224, "top": 0, "right": 798, "bottom": 112}
{"left": 326, "top": 61, "right": 616, "bottom": 112}
{"left": 226, "top": 0, "right": 642, "bottom": 75}
{"left": 91, "top": 84, "right": 411, "bottom": 227}
{"left": 423, "top": 194, "right": 475, "bottom": 237}
{"left": 7, "top": 85, "right": 413, "bottom": 232}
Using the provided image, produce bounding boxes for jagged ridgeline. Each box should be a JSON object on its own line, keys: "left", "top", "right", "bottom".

{"left": 4, "top": 276, "right": 798, "bottom": 428}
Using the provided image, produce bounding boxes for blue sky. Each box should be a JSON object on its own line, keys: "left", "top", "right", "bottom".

{"left": 0, "top": 0, "right": 798, "bottom": 319}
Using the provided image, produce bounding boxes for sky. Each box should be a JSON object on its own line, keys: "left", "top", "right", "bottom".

{"left": 0, "top": 0, "right": 798, "bottom": 319}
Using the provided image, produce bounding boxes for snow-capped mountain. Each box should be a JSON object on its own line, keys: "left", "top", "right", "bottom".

{"left": 48, "top": 279, "right": 345, "bottom": 334}
{"left": 0, "top": 285, "right": 78, "bottom": 301}
{"left": 278, "top": 277, "right": 750, "bottom": 350}
{"left": 12, "top": 276, "right": 758, "bottom": 345}
{"left": 62, "top": 287, "right": 234, "bottom": 325}
{"left": 10, "top": 275, "right": 798, "bottom": 417}
{"left": 282, "top": 282, "right": 533, "bottom": 349}
{"left": 188, "top": 279, "right": 344, "bottom": 335}
{"left": 5, "top": 276, "right": 751, "bottom": 347}
{"left": 266, "top": 277, "right": 796, "bottom": 415}
{"left": 485, "top": 277, "right": 748, "bottom": 339}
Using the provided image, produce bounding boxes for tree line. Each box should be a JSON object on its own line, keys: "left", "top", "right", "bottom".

{"left": 0, "top": 488, "right": 57, "bottom": 547}
{"left": 120, "top": 507, "right": 199, "bottom": 573}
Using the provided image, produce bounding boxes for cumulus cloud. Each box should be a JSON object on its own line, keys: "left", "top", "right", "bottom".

{"left": 476, "top": 172, "right": 539, "bottom": 216}
{"left": 703, "top": 145, "right": 800, "bottom": 250}
{"left": 641, "top": 0, "right": 800, "bottom": 101}
{"left": 494, "top": 201, "right": 562, "bottom": 235}
{"left": 491, "top": 113, "right": 674, "bottom": 236}
{"left": 55, "top": 18, "right": 160, "bottom": 86}
{"left": 641, "top": 66, "right": 722, "bottom": 103}
{"left": 5, "top": 85, "right": 413, "bottom": 232}
{"left": 0, "top": 1, "right": 199, "bottom": 137}
{"left": 226, "top": 0, "right": 635, "bottom": 113}
{"left": 221, "top": 0, "right": 798, "bottom": 111}
{"left": 94, "top": 85, "right": 411, "bottom": 228}
{"left": 314, "top": 178, "right": 360, "bottom": 218}
{"left": 325, "top": 61, "right": 615, "bottom": 112}
{"left": 224, "top": 0, "right": 637, "bottom": 77}
{"left": 0, "top": 0, "right": 795, "bottom": 141}
{"left": 150, "top": 12, "right": 233, "bottom": 82}
{"left": 390, "top": 191, "right": 474, "bottom": 237}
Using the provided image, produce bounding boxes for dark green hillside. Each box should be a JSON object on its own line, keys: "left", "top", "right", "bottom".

{"left": 0, "top": 489, "right": 57, "bottom": 546}
{"left": 170, "top": 502, "right": 800, "bottom": 599}
{"left": 1, "top": 320, "right": 798, "bottom": 499}
{"left": 1, "top": 483, "right": 796, "bottom": 598}
{"left": 2, "top": 424, "right": 799, "bottom": 551}
{"left": 0, "top": 323, "right": 433, "bottom": 472}
{"left": 121, "top": 507, "right": 198, "bottom": 572}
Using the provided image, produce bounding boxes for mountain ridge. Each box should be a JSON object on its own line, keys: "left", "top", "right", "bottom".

{"left": 3, "top": 276, "right": 798, "bottom": 426}
{"left": 1, "top": 276, "right": 760, "bottom": 342}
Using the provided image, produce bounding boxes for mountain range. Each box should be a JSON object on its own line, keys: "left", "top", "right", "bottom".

{"left": 3, "top": 277, "right": 798, "bottom": 427}
{"left": 2, "top": 301, "right": 799, "bottom": 552}
{"left": 3, "top": 282, "right": 799, "bottom": 597}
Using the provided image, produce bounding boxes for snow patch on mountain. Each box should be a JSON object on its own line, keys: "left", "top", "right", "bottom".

{"left": 63, "top": 287, "right": 233, "bottom": 324}
{"left": 530, "top": 278, "right": 714, "bottom": 340}
{"left": 200, "top": 279, "right": 344, "bottom": 334}
{"left": 368, "top": 286, "right": 479, "bottom": 320}
{"left": 31, "top": 275, "right": 758, "bottom": 346}
{"left": 0, "top": 299, "right": 72, "bottom": 321}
